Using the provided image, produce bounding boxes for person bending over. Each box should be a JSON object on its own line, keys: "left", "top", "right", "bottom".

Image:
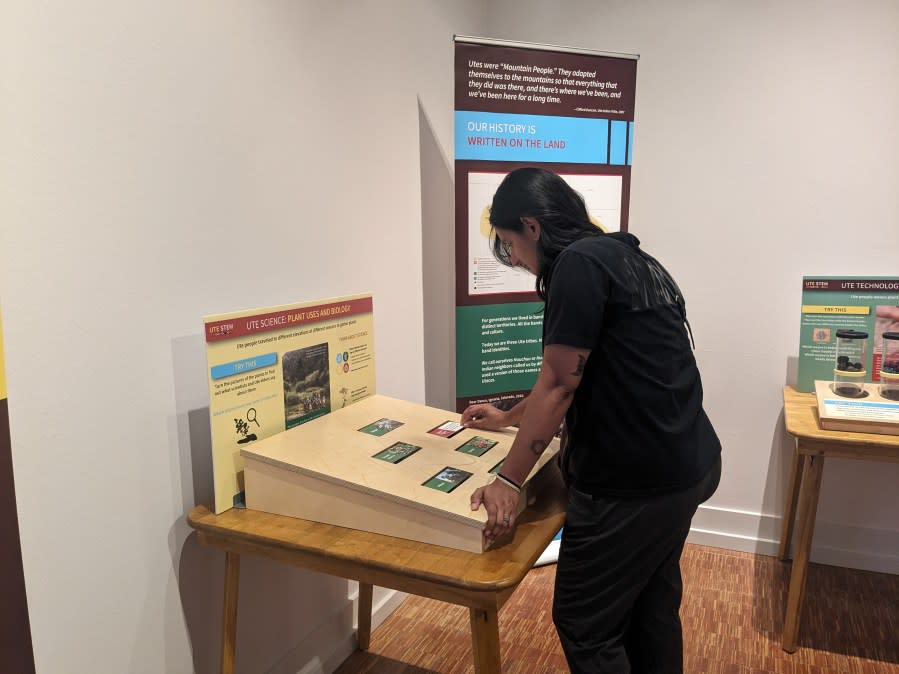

{"left": 462, "top": 167, "right": 721, "bottom": 673}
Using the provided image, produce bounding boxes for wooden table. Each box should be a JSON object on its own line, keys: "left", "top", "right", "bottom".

{"left": 778, "top": 385, "right": 899, "bottom": 652}
{"left": 187, "top": 465, "right": 567, "bottom": 673}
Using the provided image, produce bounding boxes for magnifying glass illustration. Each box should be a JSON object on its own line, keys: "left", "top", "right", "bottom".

{"left": 246, "top": 408, "right": 260, "bottom": 427}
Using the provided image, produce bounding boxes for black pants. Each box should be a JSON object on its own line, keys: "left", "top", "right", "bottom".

{"left": 553, "top": 456, "right": 721, "bottom": 673}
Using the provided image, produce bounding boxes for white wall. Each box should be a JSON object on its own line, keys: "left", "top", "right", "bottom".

{"left": 483, "top": 0, "right": 899, "bottom": 571}
{"left": 1, "top": 1, "right": 482, "bottom": 672}
{"left": 4, "top": 1, "right": 898, "bottom": 672}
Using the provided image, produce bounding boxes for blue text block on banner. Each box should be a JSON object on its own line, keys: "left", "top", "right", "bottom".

{"left": 210, "top": 352, "right": 278, "bottom": 380}
{"left": 610, "top": 120, "right": 628, "bottom": 165}
{"left": 456, "top": 111, "right": 610, "bottom": 164}
{"left": 627, "top": 121, "right": 635, "bottom": 165}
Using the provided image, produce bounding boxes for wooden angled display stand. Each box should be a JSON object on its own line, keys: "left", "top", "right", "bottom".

{"left": 241, "top": 394, "right": 560, "bottom": 553}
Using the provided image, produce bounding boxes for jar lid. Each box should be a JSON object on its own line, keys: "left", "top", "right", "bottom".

{"left": 836, "top": 329, "right": 868, "bottom": 339}
{"left": 884, "top": 331, "right": 899, "bottom": 341}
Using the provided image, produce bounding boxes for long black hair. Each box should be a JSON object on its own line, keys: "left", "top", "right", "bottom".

{"left": 489, "top": 168, "right": 601, "bottom": 299}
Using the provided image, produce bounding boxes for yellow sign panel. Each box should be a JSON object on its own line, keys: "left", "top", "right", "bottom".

{"left": 0, "top": 310, "right": 6, "bottom": 401}
{"left": 801, "top": 305, "right": 870, "bottom": 315}
{"left": 204, "top": 294, "right": 376, "bottom": 513}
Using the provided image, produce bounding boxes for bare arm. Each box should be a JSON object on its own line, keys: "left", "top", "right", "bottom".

{"left": 470, "top": 344, "right": 590, "bottom": 544}
{"left": 460, "top": 394, "right": 528, "bottom": 430}
{"left": 496, "top": 344, "right": 587, "bottom": 485}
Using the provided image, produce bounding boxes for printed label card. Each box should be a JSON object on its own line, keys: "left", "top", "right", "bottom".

{"left": 455, "top": 436, "right": 498, "bottom": 457}
{"left": 422, "top": 466, "right": 473, "bottom": 493}
{"left": 427, "top": 420, "right": 464, "bottom": 438}
{"left": 372, "top": 441, "right": 421, "bottom": 464}
{"left": 358, "top": 418, "right": 404, "bottom": 436}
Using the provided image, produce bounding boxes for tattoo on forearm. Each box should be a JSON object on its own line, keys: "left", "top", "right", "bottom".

{"left": 530, "top": 439, "right": 548, "bottom": 457}
{"left": 571, "top": 355, "right": 586, "bottom": 377}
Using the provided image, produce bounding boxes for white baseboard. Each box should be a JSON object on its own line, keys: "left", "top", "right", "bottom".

{"left": 289, "top": 587, "right": 410, "bottom": 674}
{"left": 529, "top": 506, "right": 899, "bottom": 576}
{"left": 357, "top": 586, "right": 409, "bottom": 634}
{"left": 689, "top": 504, "right": 899, "bottom": 575}
{"left": 271, "top": 601, "right": 356, "bottom": 674}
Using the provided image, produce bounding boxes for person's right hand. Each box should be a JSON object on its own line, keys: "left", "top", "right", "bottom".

{"left": 460, "top": 403, "right": 508, "bottom": 430}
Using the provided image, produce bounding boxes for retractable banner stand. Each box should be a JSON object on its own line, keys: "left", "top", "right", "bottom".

{"left": 454, "top": 37, "right": 639, "bottom": 565}
{"left": 454, "top": 37, "right": 638, "bottom": 414}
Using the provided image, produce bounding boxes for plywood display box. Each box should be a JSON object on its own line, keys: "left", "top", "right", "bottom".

{"left": 814, "top": 380, "right": 899, "bottom": 436}
{"left": 241, "top": 394, "right": 560, "bottom": 553}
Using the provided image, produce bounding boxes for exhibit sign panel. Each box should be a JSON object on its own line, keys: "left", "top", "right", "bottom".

{"left": 204, "top": 294, "right": 376, "bottom": 513}
{"left": 453, "top": 36, "right": 638, "bottom": 411}
{"left": 797, "top": 277, "right": 899, "bottom": 392}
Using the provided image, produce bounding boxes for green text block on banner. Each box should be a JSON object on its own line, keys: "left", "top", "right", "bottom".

{"left": 456, "top": 302, "right": 544, "bottom": 398}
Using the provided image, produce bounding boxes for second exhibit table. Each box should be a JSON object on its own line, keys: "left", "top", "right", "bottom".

{"left": 779, "top": 385, "right": 899, "bottom": 653}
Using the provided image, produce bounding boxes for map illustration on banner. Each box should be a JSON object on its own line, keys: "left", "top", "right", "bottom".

{"left": 454, "top": 37, "right": 639, "bottom": 412}
{"left": 204, "top": 293, "right": 376, "bottom": 513}
{"left": 467, "top": 171, "right": 620, "bottom": 296}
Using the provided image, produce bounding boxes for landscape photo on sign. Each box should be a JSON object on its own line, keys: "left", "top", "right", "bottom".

{"left": 283, "top": 342, "right": 331, "bottom": 429}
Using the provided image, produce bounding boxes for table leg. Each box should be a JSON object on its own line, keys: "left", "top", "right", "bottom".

{"left": 469, "top": 607, "right": 501, "bottom": 673}
{"left": 221, "top": 551, "right": 240, "bottom": 674}
{"left": 357, "top": 582, "right": 373, "bottom": 651}
{"left": 778, "top": 445, "right": 805, "bottom": 561}
{"left": 782, "top": 454, "right": 824, "bottom": 653}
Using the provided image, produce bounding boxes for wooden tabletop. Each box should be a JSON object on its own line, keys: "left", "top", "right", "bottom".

{"left": 782, "top": 386, "right": 899, "bottom": 458}
{"left": 188, "top": 462, "right": 568, "bottom": 594}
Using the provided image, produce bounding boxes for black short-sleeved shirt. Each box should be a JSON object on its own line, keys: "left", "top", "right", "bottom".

{"left": 543, "top": 232, "right": 721, "bottom": 496}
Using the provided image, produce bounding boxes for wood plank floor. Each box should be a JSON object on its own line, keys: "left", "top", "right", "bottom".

{"left": 336, "top": 544, "right": 899, "bottom": 673}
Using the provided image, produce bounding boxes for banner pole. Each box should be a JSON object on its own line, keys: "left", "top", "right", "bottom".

{"left": 453, "top": 34, "right": 639, "bottom": 61}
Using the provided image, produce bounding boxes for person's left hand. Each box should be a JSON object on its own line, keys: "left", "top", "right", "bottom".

{"left": 470, "top": 479, "right": 520, "bottom": 546}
